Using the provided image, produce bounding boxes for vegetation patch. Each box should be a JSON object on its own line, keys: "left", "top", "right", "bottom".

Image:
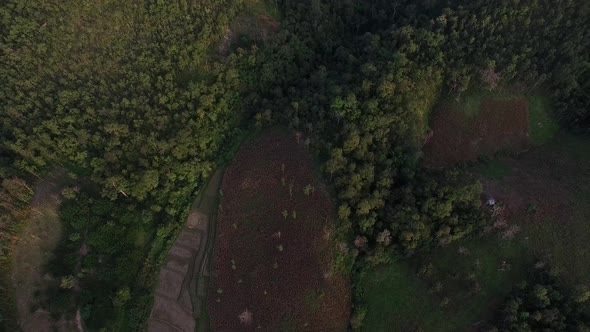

{"left": 474, "top": 160, "right": 512, "bottom": 180}
{"left": 32, "top": 193, "right": 158, "bottom": 331}
{"left": 217, "top": 0, "right": 280, "bottom": 56}
{"left": 208, "top": 129, "right": 351, "bottom": 331}
{"left": 359, "top": 236, "right": 531, "bottom": 331}
{"left": 480, "top": 134, "right": 590, "bottom": 286}
{"left": 529, "top": 96, "right": 560, "bottom": 145}
{"left": 360, "top": 133, "right": 590, "bottom": 331}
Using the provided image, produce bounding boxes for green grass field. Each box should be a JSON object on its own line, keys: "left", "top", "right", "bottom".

{"left": 528, "top": 96, "right": 559, "bottom": 145}
{"left": 360, "top": 237, "right": 531, "bottom": 331}
{"left": 474, "top": 159, "right": 512, "bottom": 180}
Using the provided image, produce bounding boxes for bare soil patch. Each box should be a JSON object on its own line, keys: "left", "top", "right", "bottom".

{"left": 424, "top": 98, "right": 530, "bottom": 167}
{"left": 208, "top": 129, "right": 351, "bottom": 331}
{"left": 218, "top": 14, "right": 280, "bottom": 56}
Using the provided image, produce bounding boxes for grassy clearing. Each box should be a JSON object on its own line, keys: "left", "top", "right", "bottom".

{"left": 474, "top": 159, "right": 512, "bottom": 180}
{"left": 360, "top": 260, "right": 442, "bottom": 332}
{"left": 528, "top": 96, "right": 559, "bottom": 145}
{"left": 360, "top": 236, "right": 531, "bottom": 331}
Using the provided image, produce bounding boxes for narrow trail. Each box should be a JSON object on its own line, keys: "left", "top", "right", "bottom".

{"left": 147, "top": 169, "right": 224, "bottom": 332}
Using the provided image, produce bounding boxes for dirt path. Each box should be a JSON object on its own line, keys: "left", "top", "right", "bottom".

{"left": 147, "top": 169, "right": 224, "bottom": 332}
{"left": 207, "top": 129, "right": 351, "bottom": 331}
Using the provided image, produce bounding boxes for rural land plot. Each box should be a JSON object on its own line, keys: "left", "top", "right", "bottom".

{"left": 423, "top": 90, "right": 557, "bottom": 167}
{"left": 207, "top": 129, "right": 351, "bottom": 331}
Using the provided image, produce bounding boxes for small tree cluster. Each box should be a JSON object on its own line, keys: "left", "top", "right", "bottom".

{"left": 491, "top": 269, "right": 590, "bottom": 331}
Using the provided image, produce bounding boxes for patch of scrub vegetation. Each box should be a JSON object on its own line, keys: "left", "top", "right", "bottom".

{"left": 359, "top": 236, "right": 531, "bottom": 331}
{"left": 245, "top": 0, "right": 280, "bottom": 19}
{"left": 35, "top": 192, "right": 158, "bottom": 330}
{"left": 492, "top": 267, "right": 590, "bottom": 331}
{"left": 529, "top": 96, "right": 560, "bottom": 145}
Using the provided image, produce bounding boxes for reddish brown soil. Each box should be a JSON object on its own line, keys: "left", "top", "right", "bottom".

{"left": 218, "top": 14, "right": 280, "bottom": 56}
{"left": 208, "top": 129, "right": 351, "bottom": 331}
{"left": 424, "top": 99, "right": 530, "bottom": 167}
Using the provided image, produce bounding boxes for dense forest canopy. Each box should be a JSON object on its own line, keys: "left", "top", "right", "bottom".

{"left": 1, "top": 0, "right": 589, "bottom": 330}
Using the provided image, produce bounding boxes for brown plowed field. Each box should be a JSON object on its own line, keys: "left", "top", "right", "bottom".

{"left": 208, "top": 129, "right": 350, "bottom": 331}
{"left": 424, "top": 98, "right": 530, "bottom": 167}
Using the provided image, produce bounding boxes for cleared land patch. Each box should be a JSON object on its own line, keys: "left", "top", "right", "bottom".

{"left": 208, "top": 129, "right": 350, "bottom": 331}
{"left": 217, "top": 0, "right": 280, "bottom": 56}
{"left": 424, "top": 97, "right": 530, "bottom": 167}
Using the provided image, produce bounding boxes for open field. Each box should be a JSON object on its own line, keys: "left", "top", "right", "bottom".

{"left": 208, "top": 129, "right": 350, "bottom": 331}
{"left": 423, "top": 91, "right": 557, "bottom": 167}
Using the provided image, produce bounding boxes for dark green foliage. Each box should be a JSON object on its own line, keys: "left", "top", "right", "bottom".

{"left": 40, "top": 193, "right": 157, "bottom": 330}
{"left": 0, "top": 0, "right": 245, "bottom": 214}
{"left": 385, "top": 170, "right": 487, "bottom": 253}
{"left": 492, "top": 269, "right": 590, "bottom": 331}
